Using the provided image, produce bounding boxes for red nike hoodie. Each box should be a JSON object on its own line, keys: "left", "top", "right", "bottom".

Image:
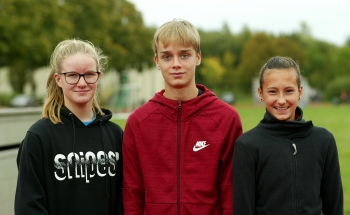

{"left": 122, "top": 85, "right": 242, "bottom": 215}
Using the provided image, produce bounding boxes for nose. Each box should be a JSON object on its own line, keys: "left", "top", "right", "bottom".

{"left": 172, "top": 56, "right": 181, "bottom": 69}
{"left": 76, "top": 75, "right": 87, "bottom": 86}
{"left": 277, "top": 93, "right": 286, "bottom": 104}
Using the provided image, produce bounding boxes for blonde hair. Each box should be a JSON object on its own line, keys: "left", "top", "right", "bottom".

{"left": 42, "top": 39, "right": 108, "bottom": 124}
{"left": 153, "top": 19, "right": 201, "bottom": 55}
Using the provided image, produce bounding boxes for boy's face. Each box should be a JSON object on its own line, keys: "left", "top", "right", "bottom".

{"left": 154, "top": 42, "right": 201, "bottom": 91}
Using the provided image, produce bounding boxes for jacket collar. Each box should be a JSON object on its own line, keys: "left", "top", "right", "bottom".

{"left": 149, "top": 84, "right": 218, "bottom": 121}
{"left": 257, "top": 106, "right": 313, "bottom": 138}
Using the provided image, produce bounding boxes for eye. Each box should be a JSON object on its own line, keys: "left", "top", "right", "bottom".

{"left": 66, "top": 72, "right": 78, "bottom": 78}
{"left": 286, "top": 89, "right": 294, "bottom": 93}
{"left": 268, "top": 90, "right": 277, "bottom": 94}
{"left": 182, "top": 54, "right": 189, "bottom": 58}
{"left": 162, "top": 55, "right": 171, "bottom": 60}
{"left": 85, "top": 72, "right": 96, "bottom": 77}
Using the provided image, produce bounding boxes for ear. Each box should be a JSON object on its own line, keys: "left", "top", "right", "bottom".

{"left": 196, "top": 52, "right": 202, "bottom": 66}
{"left": 54, "top": 73, "right": 63, "bottom": 88}
{"left": 298, "top": 85, "right": 303, "bottom": 100}
{"left": 258, "top": 87, "right": 263, "bottom": 101}
{"left": 154, "top": 54, "right": 160, "bottom": 70}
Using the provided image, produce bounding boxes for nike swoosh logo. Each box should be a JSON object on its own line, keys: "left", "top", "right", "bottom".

{"left": 193, "top": 144, "right": 210, "bottom": 152}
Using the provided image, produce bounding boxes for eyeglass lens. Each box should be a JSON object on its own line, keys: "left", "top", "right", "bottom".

{"left": 63, "top": 72, "right": 99, "bottom": 84}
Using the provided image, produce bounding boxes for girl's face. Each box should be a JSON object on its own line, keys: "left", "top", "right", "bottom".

{"left": 258, "top": 68, "right": 302, "bottom": 121}
{"left": 54, "top": 53, "right": 99, "bottom": 109}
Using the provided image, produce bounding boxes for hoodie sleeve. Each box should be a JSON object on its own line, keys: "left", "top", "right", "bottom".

{"left": 233, "top": 140, "right": 256, "bottom": 215}
{"left": 15, "top": 131, "right": 48, "bottom": 215}
{"left": 122, "top": 117, "right": 144, "bottom": 215}
{"left": 320, "top": 135, "right": 343, "bottom": 215}
{"left": 219, "top": 113, "right": 243, "bottom": 215}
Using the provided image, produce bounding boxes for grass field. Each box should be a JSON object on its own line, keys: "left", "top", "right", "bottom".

{"left": 112, "top": 103, "right": 350, "bottom": 214}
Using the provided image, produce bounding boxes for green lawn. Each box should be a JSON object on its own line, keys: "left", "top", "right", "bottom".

{"left": 112, "top": 103, "right": 350, "bottom": 214}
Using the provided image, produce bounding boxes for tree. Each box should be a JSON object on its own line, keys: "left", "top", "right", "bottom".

{"left": 237, "top": 32, "right": 276, "bottom": 93}
{"left": 0, "top": 0, "right": 72, "bottom": 93}
{"left": 302, "top": 41, "right": 337, "bottom": 90}
{"left": 0, "top": 0, "right": 154, "bottom": 95}
{"left": 332, "top": 46, "right": 350, "bottom": 77}
{"left": 198, "top": 57, "right": 225, "bottom": 90}
{"left": 107, "top": 0, "right": 154, "bottom": 72}
{"left": 237, "top": 32, "right": 305, "bottom": 94}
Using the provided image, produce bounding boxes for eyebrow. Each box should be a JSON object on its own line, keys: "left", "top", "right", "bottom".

{"left": 62, "top": 70, "right": 98, "bottom": 73}
{"left": 159, "top": 49, "right": 193, "bottom": 54}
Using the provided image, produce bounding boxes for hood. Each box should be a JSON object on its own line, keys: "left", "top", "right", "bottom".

{"left": 149, "top": 84, "right": 218, "bottom": 121}
{"left": 257, "top": 106, "right": 314, "bottom": 138}
{"left": 60, "top": 106, "right": 113, "bottom": 126}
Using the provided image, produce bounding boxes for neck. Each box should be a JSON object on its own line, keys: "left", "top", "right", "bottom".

{"left": 163, "top": 85, "right": 198, "bottom": 101}
{"left": 65, "top": 102, "right": 94, "bottom": 122}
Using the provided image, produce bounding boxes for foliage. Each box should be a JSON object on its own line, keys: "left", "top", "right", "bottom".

{"left": 199, "top": 57, "right": 224, "bottom": 89}
{"left": 106, "top": 0, "right": 154, "bottom": 72}
{"left": 198, "top": 25, "right": 252, "bottom": 92}
{"left": 237, "top": 32, "right": 305, "bottom": 94}
{"left": 302, "top": 41, "right": 337, "bottom": 90}
{"left": 0, "top": 0, "right": 153, "bottom": 94}
{"left": 324, "top": 76, "right": 350, "bottom": 100}
{"left": 332, "top": 46, "right": 350, "bottom": 77}
{"left": 0, "top": 0, "right": 72, "bottom": 93}
{"left": 0, "top": 93, "right": 14, "bottom": 107}
{"left": 1, "top": 1, "right": 350, "bottom": 102}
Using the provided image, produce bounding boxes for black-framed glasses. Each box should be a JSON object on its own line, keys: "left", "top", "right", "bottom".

{"left": 59, "top": 71, "right": 100, "bottom": 85}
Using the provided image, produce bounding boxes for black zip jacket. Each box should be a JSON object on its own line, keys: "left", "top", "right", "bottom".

{"left": 233, "top": 107, "right": 343, "bottom": 215}
{"left": 15, "top": 107, "right": 123, "bottom": 215}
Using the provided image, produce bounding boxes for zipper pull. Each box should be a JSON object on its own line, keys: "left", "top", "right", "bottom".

{"left": 178, "top": 100, "right": 182, "bottom": 109}
{"left": 292, "top": 143, "right": 297, "bottom": 155}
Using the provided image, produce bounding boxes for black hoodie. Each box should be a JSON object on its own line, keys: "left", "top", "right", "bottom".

{"left": 233, "top": 107, "right": 343, "bottom": 215}
{"left": 15, "top": 107, "right": 123, "bottom": 215}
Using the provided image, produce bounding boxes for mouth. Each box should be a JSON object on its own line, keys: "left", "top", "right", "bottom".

{"left": 275, "top": 106, "right": 289, "bottom": 110}
{"left": 171, "top": 72, "right": 185, "bottom": 78}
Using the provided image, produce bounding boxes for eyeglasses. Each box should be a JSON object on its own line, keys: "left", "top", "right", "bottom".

{"left": 59, "top": 71, "right": 100, "bottom": 85}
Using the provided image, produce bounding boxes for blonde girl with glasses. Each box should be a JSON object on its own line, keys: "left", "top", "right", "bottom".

{"left": 15, "top": 39, "right": 123, "bottom": 215}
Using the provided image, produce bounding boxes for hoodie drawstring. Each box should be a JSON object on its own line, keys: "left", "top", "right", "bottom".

{"left": 69, "top": 112, "right": 109, "bottom": 198}
{"left": 69, "top": 113, "right": 77, "bottom": 170}
{"left": 99, "top": 120, "right": 109, "bottom": 197}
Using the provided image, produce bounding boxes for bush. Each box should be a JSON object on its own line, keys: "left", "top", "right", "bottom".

{"left": 324, "top": 76, "right": 350, "bottom": 101}
{"left": 0, "top": 93, "right": 15, "bottom": 107}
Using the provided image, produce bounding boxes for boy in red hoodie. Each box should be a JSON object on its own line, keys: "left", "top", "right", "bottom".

{"left": 122, "top": 19, "right": 242, "bottom": 215}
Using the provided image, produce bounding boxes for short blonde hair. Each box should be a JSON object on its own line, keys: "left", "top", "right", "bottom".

{"left": 42, "top": 39, "right": 108, "bottom": 124}
{"left": 153, "top": 19, "right": 201, "bottom": 55}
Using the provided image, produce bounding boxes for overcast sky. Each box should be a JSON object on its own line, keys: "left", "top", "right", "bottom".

{"left": 128, "top": 0, "right": 350, "bottom": 46}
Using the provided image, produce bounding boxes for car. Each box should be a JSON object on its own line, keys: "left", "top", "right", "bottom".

{"left": 9, "top": 94, "right": 36, "bottom": 107}
{"left": 220, "top": 91, "right": 235, "bottom": 105}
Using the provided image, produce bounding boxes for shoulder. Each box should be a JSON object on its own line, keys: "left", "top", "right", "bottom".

{"left": 235, "top": 126, "right": 262, "bottom": 145}
{"left": 310, "top": 125, "right": 334, "bottom": 139}
{"left": 127, "top": 101, "right": 158, "bottom": 123}
{"left": 28, "top": 117, "right": 54, "bottom": 133}
{"left": 206, "top": 99, "right": 241, "bottom": 118}
{"left": 104, "top": 120, "right": 123, "bottom": 133}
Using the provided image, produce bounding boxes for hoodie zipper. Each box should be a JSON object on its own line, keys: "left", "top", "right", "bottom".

{"left": 290, "top": 139, "right": 298, "bottom": 215}
{"left": 177, "top": 101, "right": 182, "bottom": 215}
